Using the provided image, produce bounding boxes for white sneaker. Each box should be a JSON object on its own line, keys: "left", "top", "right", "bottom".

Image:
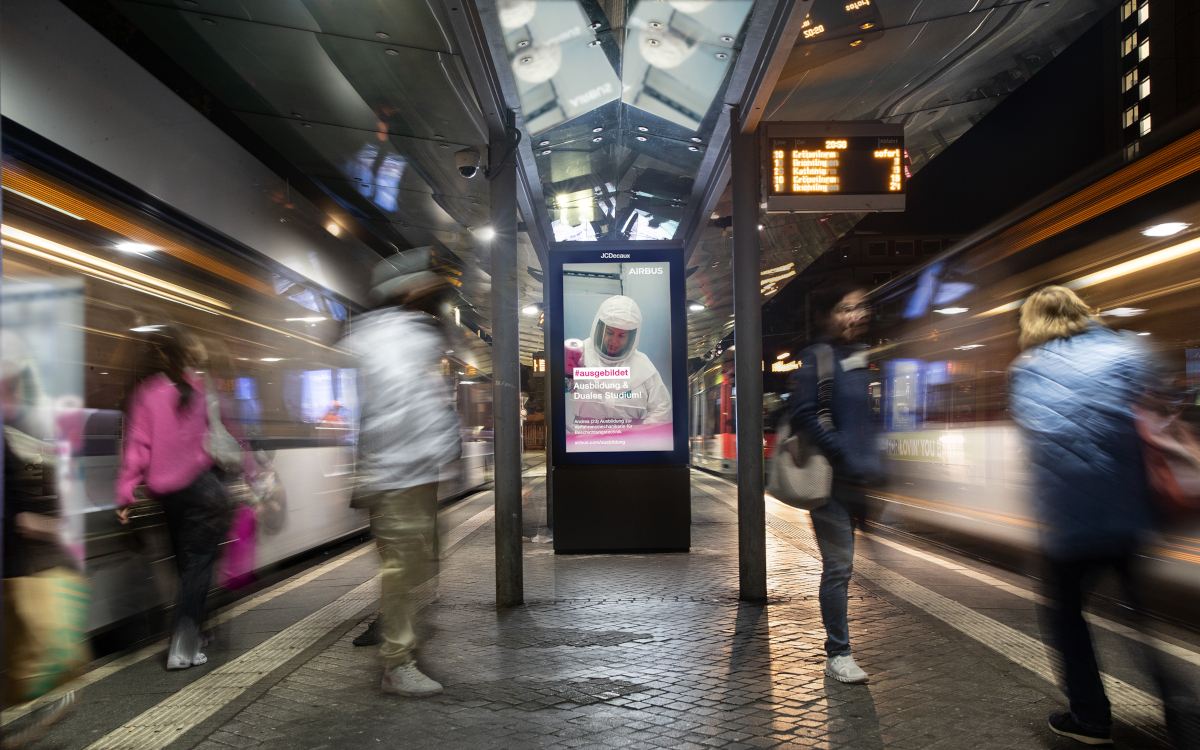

{"left": 382, "top": 661, "right": 443, "bottom": 697}
{"left": 825, "top": 654, "right": 869, "bottom": 684}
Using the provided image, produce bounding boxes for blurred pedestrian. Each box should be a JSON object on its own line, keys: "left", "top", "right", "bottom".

{"left": 342, "top": 248, "right": 461, "bottom": 697}
{"left": 789, "top": 282, "right": 882, "bottom": 685}
{"left": 115, "top": 326, "right": 234, "bottom": 671}
{"left": 1010, "top": 285, "right": 1199, "bottom": 747}
{"left": 2, "top": 331, "right": 84, "bottom": 744}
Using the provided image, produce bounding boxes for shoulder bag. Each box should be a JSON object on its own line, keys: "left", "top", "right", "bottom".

{"left": 203, "top": 375, "right": 244, "bottom": 474}
{"left": 767, "top": 344, "right": 835, "bottom": 510}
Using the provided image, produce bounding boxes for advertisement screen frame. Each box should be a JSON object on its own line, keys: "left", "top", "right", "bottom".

{"left": 549, "top": 245, "right": 688, "bottom": 466}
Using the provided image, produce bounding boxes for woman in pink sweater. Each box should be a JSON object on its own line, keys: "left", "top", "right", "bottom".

{"left": 116, "top": 327, "right": 232, "bottom": 670}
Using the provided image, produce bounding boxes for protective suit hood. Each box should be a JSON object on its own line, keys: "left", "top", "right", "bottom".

{"left": 588, "top": 295, "right": 641, "bottom": 365}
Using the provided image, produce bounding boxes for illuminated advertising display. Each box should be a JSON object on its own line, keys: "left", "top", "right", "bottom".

{"left": 761, "top": 122, "right": 905, "bottom": 212}
{"left": 549, "top": 247, "right": 687, "bottom": 465}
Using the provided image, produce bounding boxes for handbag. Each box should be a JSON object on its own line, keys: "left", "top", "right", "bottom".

{"left": 1135, "top": 389, "right": 1200, "bottom": 526}
{"left": 767, "top": 344, "right": 835, "bottom": 510}
{"left": 203, "top": 375, "right": 244, "bottom": 474}
{"left": 2, "top": 567, "right": 91, "bottom": 706}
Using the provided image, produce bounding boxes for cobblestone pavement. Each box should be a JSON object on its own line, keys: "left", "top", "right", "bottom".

{"left": 19, "top": 459, "right": 1188, "bottom": 750}
{"left": 175, "top": 467, "right": 1175, "bottom": 750}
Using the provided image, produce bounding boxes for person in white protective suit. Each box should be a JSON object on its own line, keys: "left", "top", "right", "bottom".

{"left": 571, "top": 295, "right": 672, "bottom": 429}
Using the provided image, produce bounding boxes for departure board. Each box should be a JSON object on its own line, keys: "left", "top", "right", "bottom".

{"left": 761, "top": 122, "right": 905, "bottom": 212}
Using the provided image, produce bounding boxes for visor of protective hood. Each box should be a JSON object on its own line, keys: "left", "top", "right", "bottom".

{"left": 593, "top": 319, "right": 637, "bottom": 360}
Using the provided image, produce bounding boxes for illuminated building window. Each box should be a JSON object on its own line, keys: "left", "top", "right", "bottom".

{"left": 1120, "top": 0, "right": 1135, "bottom": 20}
{"left": 1122, "top": 33, "right": 1136, "bottom": 56}
{"left": 1123, "top": 70, "right": 1137, "bottom": 92}
{"left": 1140, "top": 77, "right": 1150, "bottom": 100}
{"left": 1123, "top": 105, "right": 1139, "bottom": 129}
{"left": 1141, "top": 115, "right": 1152, "bottom": 136}
{"left": 1139, "top": 40, "right": 1150, "bottom": 61}
{"left": 1138, "top": 3, "right": 1149, "bottom": 24}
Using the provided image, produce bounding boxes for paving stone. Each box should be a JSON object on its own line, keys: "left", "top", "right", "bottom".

{"left": 172, "top": 469, "right": 1175, "bottom": 750}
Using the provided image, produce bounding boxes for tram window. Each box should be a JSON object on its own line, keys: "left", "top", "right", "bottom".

{"left": 923, "top": 240, "right": 941, "bottom": 255}
{"left": 868, "top": 242, "right": 887, "bottom": 256}
{"left": 895, "top": 241, "right": 914, "bottom": 255}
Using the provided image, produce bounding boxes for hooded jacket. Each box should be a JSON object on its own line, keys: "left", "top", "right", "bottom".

{"left": 572, "top": 295, "right": 671, "bottom": 427}
{"left": 1009, "top": 324, "right": 1155, "bottom": 559}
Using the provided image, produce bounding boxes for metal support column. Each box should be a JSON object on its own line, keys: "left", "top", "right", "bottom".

{"left": 491, "top": 127, "right": 523, "bottom": 607}
{"left": 731, "top": 107, "right": 766, "bottom": 602}
{"left": 543, "top": 297, "right": 553, "bottom": 533}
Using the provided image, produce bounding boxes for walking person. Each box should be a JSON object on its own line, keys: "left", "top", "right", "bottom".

{"left": 1010, "top": 285, "right": 1199, "bottom": 747}
{"left": 789, "top": 282, "right": 882, "bottom": 684}
{"left": 342, "top": 248, "right": 461, "bottom": 697}
{"left": 115, "top": 326, "right": 235, "bottom": 671}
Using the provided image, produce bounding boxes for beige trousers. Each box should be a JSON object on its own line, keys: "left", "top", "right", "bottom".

{"left": 367, "top": 483, "right": 439, "bottom": 668}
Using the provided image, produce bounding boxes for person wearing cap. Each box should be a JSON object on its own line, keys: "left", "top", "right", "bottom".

{"left": 569, "top": 295, "right": 671, "bottom": 431}
{"left": 340, "top": 248, "right": 461, "bottom": 697}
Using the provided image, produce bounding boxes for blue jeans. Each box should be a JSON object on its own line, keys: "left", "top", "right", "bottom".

{"left": 810, "top": 488, "right": 855, "bottom": 657}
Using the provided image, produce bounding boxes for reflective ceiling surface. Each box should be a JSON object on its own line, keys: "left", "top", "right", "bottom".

{"left": 499, "top": 0, "right": 757, "bottom": 241}
{"left": 682, "top": 0, "right": 1116, "bottom": 358}
{"left": 98, "top": 0, "right": 1117, "bottom": 367}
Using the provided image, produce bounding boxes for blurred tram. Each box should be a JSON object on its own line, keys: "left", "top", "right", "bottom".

{"left": 1, "top": 142, "right": 493, "bottom": 640}
{"left": 690, "top": 124, "right": 1200, "bottom": 622}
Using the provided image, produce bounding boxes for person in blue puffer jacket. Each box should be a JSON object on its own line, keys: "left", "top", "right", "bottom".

{"left": 789, "top": 282, "right": 883, "bottom": 686}
{"left": 1010, "top": 285, "right": 1198, "bottom": 747}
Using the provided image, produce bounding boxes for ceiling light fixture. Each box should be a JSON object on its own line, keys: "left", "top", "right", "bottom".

{"left": 326, "top": 223, "right": 340, "bottom": 236}
{"left": 130, "top": 325, "right": 165, "bottom": 333}
{"left": 715, "top": 52, "right": 728, "bottom": 59}
{"left": 541, "top": 149, "right": 552, "bottom": 155}
{"left": 285, "top": 317, "right": 327, "bottom": 323}
{"left": 376, "top": 32, "right": 390, "bottom": 38}
{"left": 850, "top": 39, "right": 863, "bottom": 46}
{"left": 1068, "top": 235, "right": 1200, "bottom": 290}
{"left": 636, "top": 135, "right": 647, "bottom": 141}
{"left": 592, "top": 127, "right": 603, "bottom": 133}
{"left": 115, "top": 242, "right": 158, "bottom": 253}
{"left": 688, "top": 146, "right": 700, "bottom": 152}
{"left": 385, "top": 49, "right": 399, "bottom": 56}
{"left": 689, "top": 302, "right": 705, "bottom": 311}
{"left": 954, "top": 344, "right": 984, "bottom": 350}
{"left": 637, "top": 126, "right": 649, "bottom": 132}
{"left": 592, "top": 136, "right": 603, "bottom": 142}
{"left": 476, "top": 226, "right": 496, "bottom": 240}
{"left": 860, "top": 22, "right": 874, "bottom": 29}
{"left": 776, "top": 352, "right": 790, "bottom": 360}
{"left": 1099, "top": 307, "right": 1146, "bottom": 317}
{"left": 1142, "top": 222, "right": 1190, "bottom": 237}
{"left": 261, "top": 358, "right": 283, "bottom": 362}
{"left": 934, "top": 307, "right": 969, "bottom": 315}
{"left": 720, "top": 35, "right": 734, "bottom": 42}
{"left": 1137, "top": 332, "right": 1151, "bottom": 336}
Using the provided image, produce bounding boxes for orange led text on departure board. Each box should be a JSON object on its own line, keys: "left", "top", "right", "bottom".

{"left": 769, "top": 137, "right": 903, "bottom": 196}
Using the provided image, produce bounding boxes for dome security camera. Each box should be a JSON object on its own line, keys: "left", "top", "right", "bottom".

{"left": 455, "top": 148, "right": 482, "bottom": 179}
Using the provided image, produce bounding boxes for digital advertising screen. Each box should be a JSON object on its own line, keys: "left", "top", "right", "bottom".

{"left": 549, "top": 246, "right": 687, "bottom": 465}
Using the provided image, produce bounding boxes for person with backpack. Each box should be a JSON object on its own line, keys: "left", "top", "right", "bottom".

{"left": 788, "top": 282, "right": 882, "bottom": 685}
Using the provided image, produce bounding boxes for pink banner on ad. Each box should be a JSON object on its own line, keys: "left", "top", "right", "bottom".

{"left": 566, "top": 422, "right": 673, "bottom": 452}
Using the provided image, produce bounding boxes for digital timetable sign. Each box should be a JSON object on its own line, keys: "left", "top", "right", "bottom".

{"left": 761, "top": 122, "right": 905, "bottom": 212}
